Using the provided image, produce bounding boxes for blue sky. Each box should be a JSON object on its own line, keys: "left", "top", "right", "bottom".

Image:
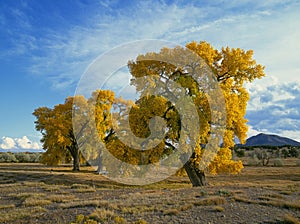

{"left": 0, "top": 0, "right": 300, "bottom": 151}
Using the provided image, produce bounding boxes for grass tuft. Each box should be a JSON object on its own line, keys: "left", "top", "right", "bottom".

{"left": 194, "top": 196, "right": 226, "bottom": 206}
{"left": 282, "top": 213, "right": 300, "bottom": 224}
{"left": 163, "top": 208, "right": 180, "bottom": 216}
{"left": 213, "top": 205, "right": 225, "bottom": 212}
{"left": 89, "top": 208, "right": 115, "bottom": 222}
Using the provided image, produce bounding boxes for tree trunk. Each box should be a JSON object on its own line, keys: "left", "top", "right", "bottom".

{"left": 72, "top": 147, "right": 80, "bottom": 171}
{"left": 96, "top": 153, "right": 103, "bottom": 173}
{"left": 184, "top": 160, "right": 206, "bottom": 187}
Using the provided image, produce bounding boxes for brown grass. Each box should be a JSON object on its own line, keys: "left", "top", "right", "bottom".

{"left": 194, "top": 196, "right": 226, "bottom": 206}
{"left": 213, "top": 205, "right": 225, "bottom": 212}
{"left": 89, "top": 208, "right": 115, "bottom": 222}
{"left": 0, "top": 163, "right": 299, "bottom": 223}
{"left": 0, "top": 204, "right": 15, "bottom": 209}
{"left": 0, "top": 206, "right": 47, "bottom": 223}
{"left": 46, "top": 194, "right": 76, "bottom": 203}
{"left": 60, "top": 199, "right": 101, "bottom": 209}
{"left": 283, "top": 213, "right": 300, "bottom": 224}
{"left": 163, "top": 208, "right": 180, "bottom": 215}
{"left": 23, "top": 198, "right": 52, "bottom": 207}
{"left": 233, "top": 195, "right": 300, "bottom": 210}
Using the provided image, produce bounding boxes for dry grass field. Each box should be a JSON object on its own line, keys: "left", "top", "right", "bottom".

{"left": 0, "top": 163, "right": 299, "bottom": 224}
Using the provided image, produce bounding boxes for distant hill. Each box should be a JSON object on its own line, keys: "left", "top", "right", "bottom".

{"left": 239, "top": 133, "right": 300, "bottom": 147}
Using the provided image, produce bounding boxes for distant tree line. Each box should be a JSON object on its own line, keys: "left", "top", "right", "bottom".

{"left": 0, "top": 152, "right": 42, "bottom": 163}
{"left": 234, "top": 145, "right": 300, "bottom": 158}
{"left": 233, "top": 145, "right": 300, "bottom": 167}
{"left": 235, "top": 145, "right": 300, "bottom": 151}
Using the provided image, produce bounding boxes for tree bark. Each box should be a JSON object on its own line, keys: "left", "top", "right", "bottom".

{"left": 96, "top": 153, "right": 103, "bottom": 173}
{"left": 72, "top": 148, "right": 80, "bottom": 171}
{"left": 67, "top": 131, "right": 80, "bottom": 171}
{"left": 184, "top": 160, "right": 206, "bottom": 187}
{"left": 67, "top": 144, "right": 80, "bottom": 171}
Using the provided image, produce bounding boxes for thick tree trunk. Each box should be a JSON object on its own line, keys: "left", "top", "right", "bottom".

{"left": 67, "top": 132, "right": 81, "bottom": 171}
{"left": 72, "top": 147, "right": 80, "bottom": 171}
{"left": 184, "top": 160, "right": 206, "bottom": 187}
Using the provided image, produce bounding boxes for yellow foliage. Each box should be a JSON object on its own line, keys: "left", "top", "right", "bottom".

{"left": 126, "top": 40, "right": 265, "bottom": 175}
{"left": 33, "top": 40, "right": 265, "bottom": 177}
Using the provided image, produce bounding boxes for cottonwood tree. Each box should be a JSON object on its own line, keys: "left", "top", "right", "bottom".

{"left": 33, "top": 96, "right": 84, "bottom": 170}
{"left": 33, "top": 90, "right": 122, "bottom": 171}
{"left": 122, "top": 41, "right": 265, "bottom": 186}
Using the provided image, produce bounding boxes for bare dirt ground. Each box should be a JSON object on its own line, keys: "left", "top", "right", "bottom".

{"left": 0, "top": 163, "right": 299, "bottom": 224}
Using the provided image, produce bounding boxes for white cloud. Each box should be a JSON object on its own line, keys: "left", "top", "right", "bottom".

{"left": 247, "top": 125, "right": 262, "bottom": 138}
{"left": 246, "top": 79, "right": 300, "bottom": 141}
{"left": 15, "top": 136, "right": 41, "bottom": 150}
{"left": 0, "top": 136, "right": 42, "bottom": 151}
{"left": 279, "top": 130, "right": 300, "bottom": 143}
{"left": 0, "top": 137, "right": 17, "bottom": 150}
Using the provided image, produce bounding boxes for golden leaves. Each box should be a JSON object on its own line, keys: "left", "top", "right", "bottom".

{"left": 33, "top": 40, "right": 265, "bottom": 175}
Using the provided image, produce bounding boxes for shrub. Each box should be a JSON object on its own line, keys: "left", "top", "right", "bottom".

{"left": 289, "top": 147, "right": 299, "bottom": 158}
{"left": 15, "top": 153, "right": 31, "bottom": 163}
{"left": 273, "top": 159, "right": 284, "bottom": 167}
{"left": 253, "top": 149, "right": 270, "bottom": 166}
{"left": 0, "top": 152, "right": 18, "bottom": 163}
{"left": 247, "top": 157, "right": 260, "bottom": 166}
{"left": 234, "top": 148, "right": 245, "bottom": 157}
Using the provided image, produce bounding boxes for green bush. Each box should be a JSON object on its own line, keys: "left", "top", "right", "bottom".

{"left": 15, "top": 153, "right": 31, "bottom": 163}
{"left": 273, "top": 159, "right": 284, "bottom": 167}
{"left": 0, "top": 153, "right": 18, "bottom": 163}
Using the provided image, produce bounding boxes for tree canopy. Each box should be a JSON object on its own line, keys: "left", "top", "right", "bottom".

{"left": 33, "top": 96, "right": 84, "bottom": 170}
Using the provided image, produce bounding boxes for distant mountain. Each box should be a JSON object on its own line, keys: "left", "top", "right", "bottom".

{"left": 239, "top": 133, "right": 300, "bottom": 147}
